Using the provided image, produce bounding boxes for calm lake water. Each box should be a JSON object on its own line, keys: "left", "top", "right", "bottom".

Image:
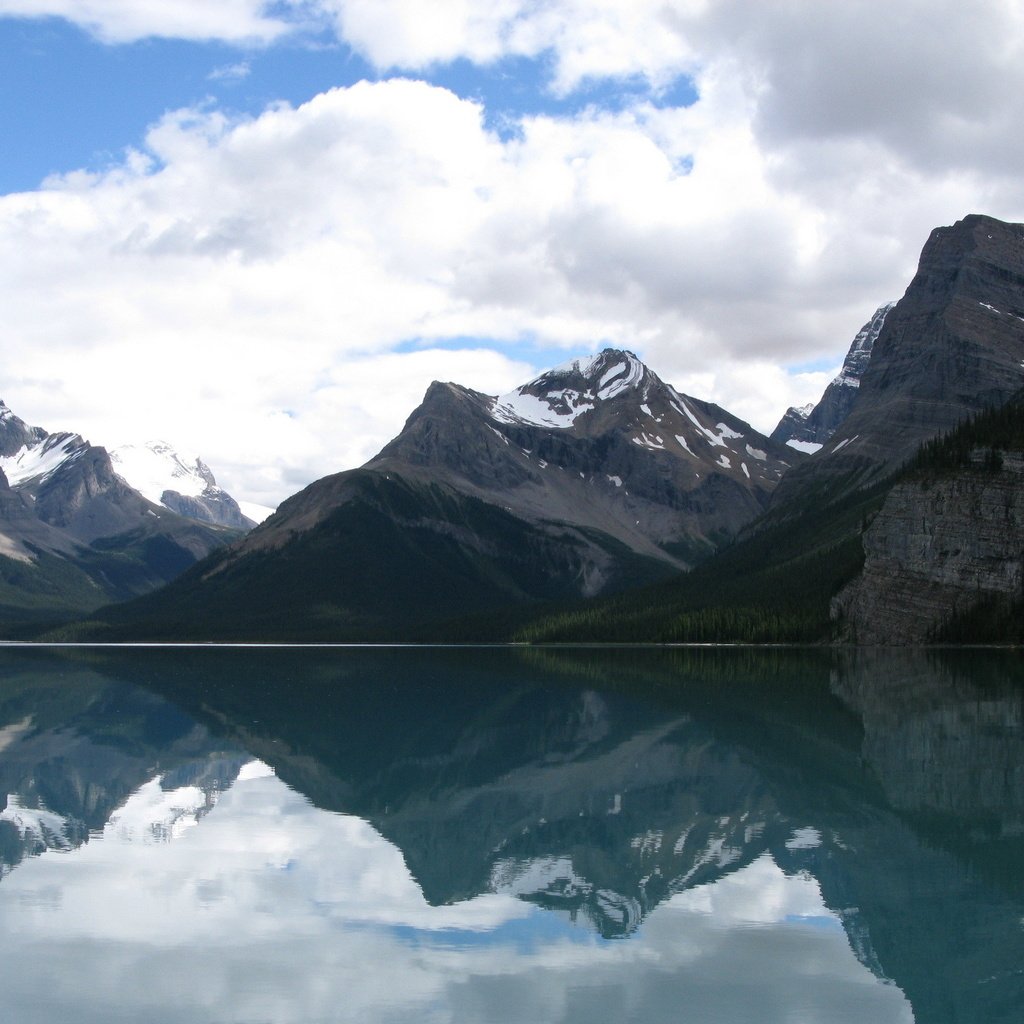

{"left": 0, "top": 645, "right": 1021, "bottom": 1023}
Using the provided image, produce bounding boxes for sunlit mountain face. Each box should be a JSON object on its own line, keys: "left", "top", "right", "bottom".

{"left": 0, "top": 646, "right": 1021, "bottom": 1023}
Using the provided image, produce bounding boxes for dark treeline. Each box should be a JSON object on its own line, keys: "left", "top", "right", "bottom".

{"left": 913, "top": 391, "right": 1024, "bottom": 474}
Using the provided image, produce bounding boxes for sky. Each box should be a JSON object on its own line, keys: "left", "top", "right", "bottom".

{"left": 1, "top": 1, "right": 1023, "bottom": 508}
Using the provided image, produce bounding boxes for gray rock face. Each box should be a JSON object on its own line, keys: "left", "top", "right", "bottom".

{"left": 135, "top": 350, "right": 798, "bottom": 639}
{"left": 771, "top": 302, "right": 894, "bottom": 451}
{"left": 366, "top": 349, "right": 796, "bottom": 570}
{"left": 832, "top": 451, "right": 1024, "bottom": 643}
{"left": 771, "top": 214, "right": 1024, "bottom": 511}
{"left": 160, "top": 487, "right": 253, "bottom": 529}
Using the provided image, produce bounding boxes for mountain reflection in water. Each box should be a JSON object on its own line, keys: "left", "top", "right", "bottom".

{"left": 0, "top": 645, "right": 1020, "bottom": 1023}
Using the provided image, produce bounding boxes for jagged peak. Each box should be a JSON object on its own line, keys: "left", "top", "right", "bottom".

{"left": 491, "top": 349, "right": 654, "bottom": 430}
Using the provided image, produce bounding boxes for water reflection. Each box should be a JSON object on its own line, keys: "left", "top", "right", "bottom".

{"left": 0, "top": 646, "right": 1020, "bottom": 1022}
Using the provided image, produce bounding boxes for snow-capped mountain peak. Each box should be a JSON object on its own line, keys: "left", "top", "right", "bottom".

{"left": 109, "top": 440, "right": 215, "bottom": 506}
{"left": 771, "top": 301, "right": 896, "bottom": 452}
{"left": 491, "top": 349, "right": 651, "bottom": 429}
{"left": 110, "top": 440, "right": 259, "bottom": 529}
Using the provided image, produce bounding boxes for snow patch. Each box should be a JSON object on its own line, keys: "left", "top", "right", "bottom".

{"left": 745, "top": 444, "right": 767, "bottom": 461}
{"left": 742, "top": 463, "right": 750, "bottom": 478}
{"left": 787, "top": 439, "right": 823, "bottom": 455}
{"left": 716, "top": 454, "right": 731, "bottom": 469}
{"left": 675, "top": 435, "right": 694, "bottom": 456}
{"left": 675, "top": 399, "right": 743, "bottom": 449}
{"left": 632, "top": 433, "right": 665, "bottom": 451}
{"left": 491, "top": 389, "right": 594, "bottom": 429}
{"left": 0, "top": 433, "right": 84, "bottom": 487}
{"left": 606, "top": 475, "right": 622, "bottom": 487}
{"left": 239, "top": 501, "right": 276, "bottom": 524}
{"left": 596, "top": 355, "right": 644, "bottom": 400}
{"left": 831, "top": 434, "right": 859, "bottom": 454}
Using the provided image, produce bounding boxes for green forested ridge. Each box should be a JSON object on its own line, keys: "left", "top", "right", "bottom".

{"left": 514, "top": 392, "right": 1024, "bottom": 644}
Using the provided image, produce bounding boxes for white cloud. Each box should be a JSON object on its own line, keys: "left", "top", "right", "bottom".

{"left": 0, "top": 0, "right": 296, "bottom": 43}
{"left": 323, "top": 0, "right": 702, "bottom": 94}
{"left": 208, "top": 60, "right": 253, "bottom": 82}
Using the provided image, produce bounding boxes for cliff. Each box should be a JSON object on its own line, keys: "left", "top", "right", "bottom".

{"left": 832, "top": 450, "right": 1024, "bottom": 643}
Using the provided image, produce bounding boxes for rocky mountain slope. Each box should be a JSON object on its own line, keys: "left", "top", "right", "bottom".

{"left": 87, "top": 350, "right": 796, "bottom": 640}
{"left": 0, "top": 402, "right": 252, "bottom": 630}
{"left": 769, "top": 214, "right": 1024, "bottom": 513}
{"left": 771, "top": 302, "right": 894, "bottom": 453}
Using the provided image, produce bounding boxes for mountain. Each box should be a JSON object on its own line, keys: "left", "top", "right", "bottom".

{"left": 109, "top": 441, "right": 257, "bottom": 529}
{"left": 769, "top": 214, "right": 1024, "bottom": 513}
{"left": 519, "top": 214, "right": 1024, "bottom": 644}
{"left": 82, "top": 350, "right": 796, "bottom": 640}
{"left": 0, "top": 404, "right": 253, "bottom": 632}
{"left": 771, "top": 302, "right": 895, "bottom": 453}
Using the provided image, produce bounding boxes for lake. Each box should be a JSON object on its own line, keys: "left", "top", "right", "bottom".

{"left": 0, "top": 645, "right": 1021, "bottom": 1023}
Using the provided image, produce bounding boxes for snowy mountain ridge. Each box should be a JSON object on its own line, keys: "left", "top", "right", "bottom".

{"left": 0, "top": 406, "right": 264, "bottom": 531}
{"left": 771, "top": 302, "right": 896, "bottom": 453}
{"left": 108, "top": 440, "right": 266, "bottom": 528}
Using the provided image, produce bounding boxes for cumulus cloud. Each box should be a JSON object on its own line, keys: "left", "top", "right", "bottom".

{"left": 322, "top": 0, "right": 701, "bottom": 94}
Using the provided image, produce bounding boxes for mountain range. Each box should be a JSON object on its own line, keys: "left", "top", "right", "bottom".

{"left": 17, "top": 212, "right": 1024, "bottom": 643}
{"left": 0, "top": 405, "right": 266, "bottom": 632}
{"left": 80, "top": 349, "right": 801, "bottom": 639}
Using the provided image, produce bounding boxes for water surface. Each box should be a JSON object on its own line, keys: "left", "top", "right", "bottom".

{"left": 0, "top": 646, "right": 1021, "bottom": 1023}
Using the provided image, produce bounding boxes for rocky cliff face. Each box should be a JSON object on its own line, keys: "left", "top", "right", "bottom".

{"left": 832, "top": 451, "right": 1024, "bottom": 643}
{"left": 770, "top": 214, "right": 1024, "bottom": 512}
{"left": 366, "top": 349, "right": 795, "bottom": 568}
{"left": 0, "top": 402, "right": 46, "bottom": 458}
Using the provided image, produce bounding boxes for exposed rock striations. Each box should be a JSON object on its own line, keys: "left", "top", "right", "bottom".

{"left": 833, "top": 449, "right": 1024, "bottom": 643}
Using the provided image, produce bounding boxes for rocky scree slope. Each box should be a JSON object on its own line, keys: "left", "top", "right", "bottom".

{"left": 90, "top": 350, "right": 796, "bottom": 640}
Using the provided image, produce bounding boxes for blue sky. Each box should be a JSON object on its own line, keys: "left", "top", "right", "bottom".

{"left": 0, "top": 1, "right": 1020, "bottom": 505}
{"left": 0, "top": 16, "right": 697, "bottom": 194}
